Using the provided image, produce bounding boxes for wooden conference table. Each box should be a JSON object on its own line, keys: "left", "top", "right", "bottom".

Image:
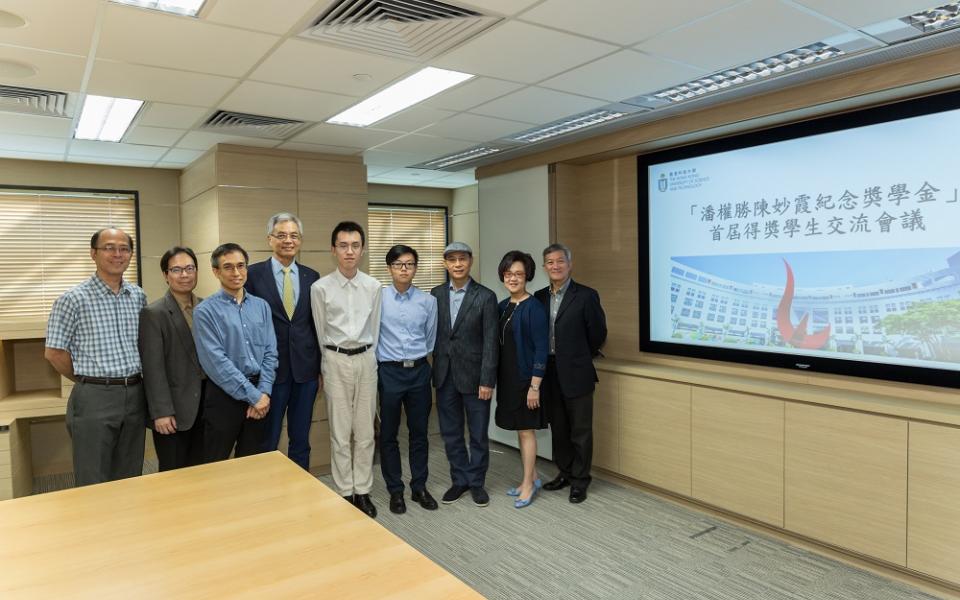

{"left": 0, "top": 452, "right": 482, "bottom": 599}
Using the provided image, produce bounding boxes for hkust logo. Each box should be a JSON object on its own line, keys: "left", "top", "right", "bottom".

{"left": 658, "top": 173, "right": 668, "bottom": 192}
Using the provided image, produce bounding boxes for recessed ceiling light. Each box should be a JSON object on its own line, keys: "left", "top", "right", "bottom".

{"left": 110, "top": 0, "right": 206, "bottom": 17}
{"left": 508, "top": 109, "right": 629, "bottom": 144}
{"left": 421, "top": 146, "right": 501, "bottom": 169}
{"left": 352, "top": 73, "right": 372, "bottom": 82}
{"left": 75, "top": 95, "right": 144, "bottom": 142}
{"left": 327, "top": 67, "right": 474, "bottom": 127}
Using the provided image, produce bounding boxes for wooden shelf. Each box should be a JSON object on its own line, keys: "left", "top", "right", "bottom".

{"left": 0, "top": 322, "right": 46, "bottom": 341}
{"left": 0, "top": 390, "right": 66, "bottom": 428}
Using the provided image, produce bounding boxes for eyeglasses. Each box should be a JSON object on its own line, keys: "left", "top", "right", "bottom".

{"left": 167, "top": 266, "right": 197, "bottom": 275}
{"left": 270, "top": 233, "right": 301, "bottom": 242}
{"left": 218, "top": 263, "right": 247, "bottom": 273}
{"left": 503, "top": 271, "right": 526, "bottom": 281}
{"left": 96, "top": 245, "right": 132, "bottom": 255}
{"left": 335, "top": 242, "right": 363, "bottom": 252}
{"left": 390, "top": 261, "right": 417, "bottom": 270}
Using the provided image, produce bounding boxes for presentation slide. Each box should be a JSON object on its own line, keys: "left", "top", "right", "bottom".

{"left": 646, "top": 101, "right": 960, "bottom": 375}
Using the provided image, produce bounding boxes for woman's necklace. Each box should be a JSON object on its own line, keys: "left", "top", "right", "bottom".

{"left": 500, "top": 294, "right": 528, "bottom": 344}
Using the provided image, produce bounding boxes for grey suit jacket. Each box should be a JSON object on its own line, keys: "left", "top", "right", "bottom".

{"left": 430, "top": 278, "right": 499, "bottom": 394}
{"left": 138, "top": 291, "right": 205, "bottom": 431}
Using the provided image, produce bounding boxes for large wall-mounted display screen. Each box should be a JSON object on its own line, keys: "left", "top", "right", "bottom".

{"left": 639, "top": 91, "right": 960, "bottom": 388}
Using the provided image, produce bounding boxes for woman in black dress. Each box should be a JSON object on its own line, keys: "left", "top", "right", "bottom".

{"left": 495, "top": 250, "right": 549, "bottom": 508}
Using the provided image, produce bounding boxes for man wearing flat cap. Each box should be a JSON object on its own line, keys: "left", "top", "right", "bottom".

{"left": 430, "top": 242, "right": 499, "bottom": 507}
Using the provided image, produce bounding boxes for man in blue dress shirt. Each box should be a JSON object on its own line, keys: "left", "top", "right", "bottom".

{"left": 376, "top": 244, "right": 439, "bottom": 514}
{"left": 194, "top": 243, "right": 278, "bottom": 462}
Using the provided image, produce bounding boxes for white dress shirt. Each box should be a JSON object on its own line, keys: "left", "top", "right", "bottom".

{"left": 310, "top": 268, "right": 382, "bottom": 349}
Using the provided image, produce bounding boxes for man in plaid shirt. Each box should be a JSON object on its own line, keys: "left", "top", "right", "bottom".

{"left": 45, "top": 228, "right": 148, "bottom": 486}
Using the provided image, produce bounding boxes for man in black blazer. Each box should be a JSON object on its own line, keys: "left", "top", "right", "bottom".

{"left": 244, "top": 213, "right": 321, "bottom": 470}
{"left": 139, "top": 247, "right": 205, "bottom": 471}
{"left": 535, "top": 243, "right": 607, "bottom": 503}
{"left": 431, "top": 242, "right": 499, "bottom": 507}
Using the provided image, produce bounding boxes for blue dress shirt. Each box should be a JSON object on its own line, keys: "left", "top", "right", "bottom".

{"left": 448, "top": 278, "right": 471, "bottom": 326}
{"left": 377, "top": 285, "right": 438, "bottom": 362}
{"left": 271, "top": 257, "right": 299, "bottom": 306}
{"left": 194, "top": 289, "right": 278, "bottom": 405}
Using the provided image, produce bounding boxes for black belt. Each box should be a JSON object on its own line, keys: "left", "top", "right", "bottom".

{"left": 379, "top": 357, "right": 428, "bottom": 369}
{"left": 324, "top": 344, "right": 370, "bottom": 356}
{"left": 77, "top": 374, "right": 142, "bottom": 386}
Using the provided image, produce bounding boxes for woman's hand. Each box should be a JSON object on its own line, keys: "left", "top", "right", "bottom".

{"left": 526, "top": 387, "right": 540, "bottom": 409}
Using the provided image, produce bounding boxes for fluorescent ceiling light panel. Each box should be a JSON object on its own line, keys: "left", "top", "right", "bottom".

{"left": 422, "top": 146, "right": 501, "bottom": 169}
{"left": 110, "top": 0, "right": 206, "bottom": 17}
{"left": 904, "top": 2, "right": 960, "bottom": 34}
{"left": 509, "top": 109, "right": 628, "bottom": 144}
{"left": 75, "top": 95, "right": 144, "bottom": 142}
{"left": 327, "top": 67, "right": 474, "bottom": 127}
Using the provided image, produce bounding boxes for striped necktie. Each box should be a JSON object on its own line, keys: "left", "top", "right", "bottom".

{"left": 282, "top": 267, "right": 295, "bottom": 319}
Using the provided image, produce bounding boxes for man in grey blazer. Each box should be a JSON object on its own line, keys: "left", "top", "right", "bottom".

{"left": 139, "top": 247, "right": 206, "bottom": 471}
{"left": 431, "top": 242, "right": 498, "bottom": 507}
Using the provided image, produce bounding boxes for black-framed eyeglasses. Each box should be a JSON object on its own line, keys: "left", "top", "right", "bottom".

{"left": 270, "top": 233, "right": 301, "bottom": 241}
{"left": 167, "top": 266, "right": 197, "bottom": 275}
{"left": 96, "top": 245, "right": 132, "bottom": 255}
{"left": 390, "top": 261, "right": 417, "bottom": 270}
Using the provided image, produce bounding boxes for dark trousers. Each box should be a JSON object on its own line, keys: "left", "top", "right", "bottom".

{"left": 262, "top": 376, "right": 318, "bottom": 471}
{"left": 202, "top": 380, "right": 266, "bottom": 463}
{"left": 436, "top": 378, "right": 490, "bottom": 488}
{"left": 152, "top": 386, "right": 205, "bottom": 472}
{"left": 378, "top": 362, "right": 432, "bottom": 494}
{"left": 545, "top": 357, "right": 594, "bottom": 488}
{"left": 65, "top": 380, "right": 146, "bottom": 487}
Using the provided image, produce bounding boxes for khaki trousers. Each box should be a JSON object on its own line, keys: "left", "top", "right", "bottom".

{"left": 322, "top": 348, "right": 378, "bottom": 496}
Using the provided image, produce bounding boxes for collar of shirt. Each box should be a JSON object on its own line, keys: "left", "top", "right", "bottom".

{"left": 333, "top": 267, "right": 362, "bottom": 288}
{"left": 173, "top": 291, "right": 198, "bottom": 311}
{"left": 448, "top": 278, "right": 471, "bottom": 293}
{"left": 90, "top": 273, "right": 132, "bottom": 296}
{"left": 550, "top": 278, "right": 571, "bottom": 297}
{"left": 271, "top": 256, "right": 297, "bottom": 277}
{"left": 213, "top": 288, "right": 248, "bottom": 305}
{"left": 390, "top": 284, "right": 416, "bottom": 301}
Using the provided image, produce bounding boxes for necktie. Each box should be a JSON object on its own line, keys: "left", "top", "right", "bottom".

{"left": 282, "top": 267, "right": 295, "bottom": 319}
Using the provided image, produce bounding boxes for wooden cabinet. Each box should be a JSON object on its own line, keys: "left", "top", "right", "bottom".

{"left": 908, "top": 422, "right": 960, "bottom": 581}
{"left": 620, "top": 377, "right": 691, "bottom": 495}
{"left": 592, "top": 372, "right": 620, "bottom": 472}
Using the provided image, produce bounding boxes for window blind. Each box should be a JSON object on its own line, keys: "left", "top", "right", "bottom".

{"left": 367, "top": 205, "right": 447, "bottom": 290}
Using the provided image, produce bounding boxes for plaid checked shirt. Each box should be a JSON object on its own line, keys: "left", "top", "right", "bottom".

{"left": 45, "top": 274, "right": 147, "bottom": 378}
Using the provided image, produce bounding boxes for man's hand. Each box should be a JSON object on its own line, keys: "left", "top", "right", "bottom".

{"left": 251, "top": 393, "right": 271, "bottom": 419}
{"left": 154, "top": 416, "right": 177, "bottom": 435}
{"left": 478, "top": 385, "right": 493, "bottom": 401}
{"left": 246, "top": 405, "right": 261, "bottom": 420}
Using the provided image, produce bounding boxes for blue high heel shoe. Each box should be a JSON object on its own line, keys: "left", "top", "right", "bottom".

{"left": 514, "top": 484, "right": 539, "bottom": 509}
{"left": 507, "top": 478, "right": 541, "bottom": 497}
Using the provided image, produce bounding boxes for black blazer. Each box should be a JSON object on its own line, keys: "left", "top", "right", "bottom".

{"left": 245, "top": 259, "right": 321, "bottom": 384}
{"left": 138, "top": 291, "right": 205, "bottom": 430}
{"left": 431, "top": 278, "right": 499, "bottom": 393}
{"left": 535, "top": 280, "right": 607, "bottom": 398}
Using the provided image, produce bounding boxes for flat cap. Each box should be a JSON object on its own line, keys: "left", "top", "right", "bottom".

{"left": 443, "top": 241, "right": 473, "bottom": 256}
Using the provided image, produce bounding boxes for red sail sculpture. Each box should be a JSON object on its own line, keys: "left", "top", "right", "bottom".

{"left": 776, "top": 259, "right": 831, "bottom": 349}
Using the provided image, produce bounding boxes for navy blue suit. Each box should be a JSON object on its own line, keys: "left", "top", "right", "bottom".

{"left": 245, "top": 259, "right": 321, "bottom": 469}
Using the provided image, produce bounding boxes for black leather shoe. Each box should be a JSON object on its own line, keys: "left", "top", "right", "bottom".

{"left": 470, "top": 486, "right": 489, "bottom": 507}
{"left": 343, "top": 494, "right": 355, "bottom": 504}
{"left": 411, "top": 489, "right": 438, "bottom": 510}
{"left": 543, "top": 475, "right": 570, "bottom": 491}
{"left": 389, "top": 491, "right": 406, "bottom": 514}
{"left": 441, "top": 484, "right": 469, "bottom": 504}
{"left": 569, "top": 486, "right": 588, "bottom": 504}
{"left": 354, "top": 493, "right": 378, "bottom": 518}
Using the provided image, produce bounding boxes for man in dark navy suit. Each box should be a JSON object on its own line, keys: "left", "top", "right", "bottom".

{"left": 245, "top": 212, "right": 321, "bottom": 470}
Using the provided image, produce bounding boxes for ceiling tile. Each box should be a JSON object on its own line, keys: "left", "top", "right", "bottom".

{"left": 69, "top": 140, "right": 169, "bottom": 160}
{"left": 373, "top": 135, "right": 475, "bottom": 157}
{"left": 470, "top": 87, "right": 605, "bottom": 124}
{"left": 0, "top": 149, "right": 64, "bottom": 162}
{"left": 425, "top": 77, "right": 525, "bottom": 111}
{"left": 124, "top": 126, "right": 185, "bottom": 146}
{"left": 521, "top": 0, "right": 741, "bottom": 45}
{"left": 421, "top": 113, "right": 531, "bottom": 142}
{"left": 373, "top": 106, "right": 455, "bottom": 133}
{"left": 365, "top": 165, "right": 395, "bottom": 177}
{"left": 0, "top": 46, "right": 86, "bottom": 91}
{"left": 290, "top": 123, "right": 403, "bottom": 148}
{"left": 276, "top": 141, "right": 362, "bottom": 155}
{"left": 221, "top": 81, "right": 356, "bottom": 122}
{"left": 362, "top": 149, "right": 428, "bottom": 169}
{"left": 160, "top": 148, "right": 205, "bottom": 164}
{"left": 0, "top": 113, "right": 72, "bottom": 138}
{"left": 369, "top": 167, "right": 446, "bottom": 184}
{"left": 138, "top": 103, "right": 210, "bottom": 129}
{"left": 541, "top": 50, "right": 706, "bottom": 102}
{"left": 98, "top": 4, "right": 279, "bottom": 77}
{"left": 205, "top": 0, "right": 318, "bottom": 34}
{"left": 638, "top": 0, "right": 846, "bottom": 73}
{"left": 458, "top": 0, "right": 541, "bottom": 16}
{"left": 0, "top": 133, "right": 67, "bottom": 154}
{"left": 793, "top": 0, "right": 935, "bottom": 28}
{"left": 432, "top": 21, "right": 617, "bottom": 83}
{"left": 429, "top": 172, "right": 479, "bottom": 186}
{"left": 176, "top": 131, "right": 282, "bottom": 151}
{"left": 88, "top": 60, "right": 237, "bottom": 106}
{"left": 0, "top": 0, "right": 99, "bottom": 55}
{"left": 67, "top": 156, "right": 158, "bottom": 168}
{"left": 249, "top": 38, "right": 418, "bottom": 96}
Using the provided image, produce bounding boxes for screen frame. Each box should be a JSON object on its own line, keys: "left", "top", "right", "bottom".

{"left": 637, "top": 89, "right": 960, "bottom": 389}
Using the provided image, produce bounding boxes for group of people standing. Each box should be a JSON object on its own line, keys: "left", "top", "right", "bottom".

{"left": 44, "top": 212, "right": 606, "bottom": 519}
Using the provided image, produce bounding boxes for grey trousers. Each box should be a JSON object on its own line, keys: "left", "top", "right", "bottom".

{"left": 65, "top": 380, "right": 146, "bottom": 486}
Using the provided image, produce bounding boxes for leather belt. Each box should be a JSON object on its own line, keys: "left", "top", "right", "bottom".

{"left": 324, "top": 344, "right": 370, "bottom": 356}
{"left": 379, "top": 357, "right": 428, "bottom": 369}
{"left": 77, "top": 374, "right": 142, "bottom": 386}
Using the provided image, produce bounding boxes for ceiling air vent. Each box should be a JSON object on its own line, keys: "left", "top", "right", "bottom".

{"left": 200, "top": 110, "right": 310, "bottom": 139}
{"left": 301, "top": 0, "right": 500, "bottom": 60}
{"left": 0, "top": 85, "right": 70, "bottom": 118}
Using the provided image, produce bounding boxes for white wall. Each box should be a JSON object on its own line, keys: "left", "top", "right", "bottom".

{"left": 477, "top": 166, "right": 552, "bottom": 457}
{"left": 450, "top": 184, "right": 480, "bottom": 275}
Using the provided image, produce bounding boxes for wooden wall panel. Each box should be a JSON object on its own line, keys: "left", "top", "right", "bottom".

{"left": 620, "top": 377, "right": 691, "bottom": 495}
{"left": 298, "top": 251, "right": 336, "bottom": 278}
{"left": 179, "top": 151, "right": 216, "bottom": 202}
{"left": 193, "top": 253, "right": 220, "bottom": 299}
{"left": 217, "top": 187, "right": 298, "bottom": 251}
{"left": 691, "top": 388, "right": 783, "bottom": 526}
{"left": 592, "top": 372, "right": 620, "bottom": 472}
{"left": 12, "top": 341, "right": 59, "bottom": 392}
{"left": 218, "top": 152, "right": 297, "bottom": 190}
{"left": 298, "top": 191, "right": 369, "bottom": 253}
{"left": 907, "top": 422, "right": 960, "bottom": 583}
{"left": 298, "top": 159, "right": 367, "bottom": 195}
{"left": 0, "top": 340, "right": 14, "bottom": 400}
{"left": 785, "top": 403, "right": 907, "bottom": 565}
{"left": 180, "top": 188, "right": 219, "bottom": 254}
